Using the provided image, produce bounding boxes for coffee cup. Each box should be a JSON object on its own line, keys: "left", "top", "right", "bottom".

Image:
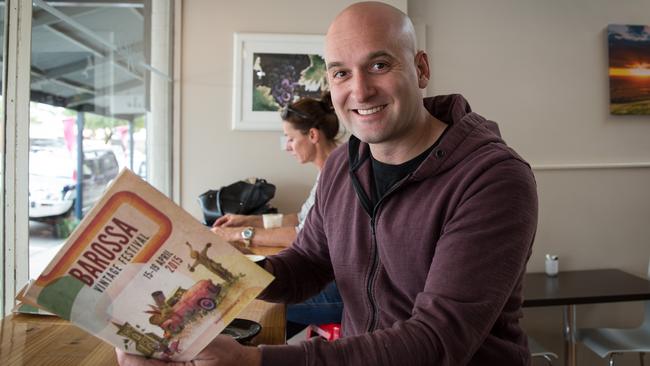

{"left": 262, "top": 214, "right": 283, "bottom": 229}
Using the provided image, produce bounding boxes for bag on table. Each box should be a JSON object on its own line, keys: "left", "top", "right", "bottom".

{"left": 198, "top": 178, "right": 277, "bottom": 226}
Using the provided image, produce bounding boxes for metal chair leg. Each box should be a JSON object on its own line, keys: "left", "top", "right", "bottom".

{"left": 640, "top": 352, "right": 646, "bottom": 366}
{"left": 609, "top": 353, "right": 618, "bottom": 366}
{"left": 542, "top": 355, "right": 553, "bottom": 366}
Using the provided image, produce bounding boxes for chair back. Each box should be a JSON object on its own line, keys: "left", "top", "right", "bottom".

{"left": 528, "top": 336, "right": 557, "bottom": 360}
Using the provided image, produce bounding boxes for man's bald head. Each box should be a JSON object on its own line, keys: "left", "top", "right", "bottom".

{"left": 326, "top": 2, "right": 417, "bottom": 57}
{"left": 323, "top": 2, "right": 433, "bottom": 155}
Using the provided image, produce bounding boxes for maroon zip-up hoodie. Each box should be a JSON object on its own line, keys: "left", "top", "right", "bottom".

{"left": 259, "top": 94, "right": 538, "bottom": 365}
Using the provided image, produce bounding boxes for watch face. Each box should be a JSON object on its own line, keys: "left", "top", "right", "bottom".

{"left": 242, "top": 228, "right": 254, "bottom": 239}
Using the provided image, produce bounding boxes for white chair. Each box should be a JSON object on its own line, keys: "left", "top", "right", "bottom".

{"left": 578, "top": 299, "right": 650, "bottom": 365}
{"left": 529, "top": 336, "right": 558, "bottom": 365}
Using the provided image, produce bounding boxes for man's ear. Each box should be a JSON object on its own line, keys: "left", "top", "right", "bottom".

{"left": 415, "top": 50, "right": 430, "bottom": 89}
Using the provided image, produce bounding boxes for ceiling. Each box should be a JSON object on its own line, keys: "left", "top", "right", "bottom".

{"left": 1, "top": 0, "right": 167, "bottom": 120}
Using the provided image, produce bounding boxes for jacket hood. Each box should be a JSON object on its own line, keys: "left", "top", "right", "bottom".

{"left": 348, "top": 94, "right": 507, "bottom": 181}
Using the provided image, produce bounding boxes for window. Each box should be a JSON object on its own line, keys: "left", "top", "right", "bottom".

{"left": 1, "top": 0, "right": 176, "bottom": 315}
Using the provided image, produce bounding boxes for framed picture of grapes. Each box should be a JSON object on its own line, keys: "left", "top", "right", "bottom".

{"left": 232, "top": 33, "right": 328, "bottom": 130}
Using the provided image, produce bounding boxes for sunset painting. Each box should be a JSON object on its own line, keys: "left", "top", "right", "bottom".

{"left": 608, "top": 24, "right": 650, "bottom": 115}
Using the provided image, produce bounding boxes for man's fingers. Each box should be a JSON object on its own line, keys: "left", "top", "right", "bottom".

{"left": 115, "top": 348, "right": 170, "bottom": 366}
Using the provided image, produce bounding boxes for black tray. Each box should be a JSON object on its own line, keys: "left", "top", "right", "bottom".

{"left": 221, "top": 318, "right": 262, "bottom": 343}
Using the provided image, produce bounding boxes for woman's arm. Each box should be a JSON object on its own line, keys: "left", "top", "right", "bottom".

{"left": 211, "top": 226, "right": 298, "bottom": 248}
{"left": 213, "top": 213, "right": 299, "bottom": 229}
{"left": 214, "top": 214, "right": 263, "bottom": 228}
{"left": 279, "top": 213, "right": 299, "bottom": 227}
{"left": 251, "top": 226, "right": 297, "bottom": 247}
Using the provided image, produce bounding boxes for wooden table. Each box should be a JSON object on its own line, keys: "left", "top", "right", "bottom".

{"left": 523, "top": 269, "right": 650, "bottom": 366}
{"left": 250, "top": 246, "right": 284, "bottom": 256}
{"left": 0, "top": 246, "right": 288, "bottom": 366}
{"left": 0, "top": 299, "right": 284, "bottom": 366}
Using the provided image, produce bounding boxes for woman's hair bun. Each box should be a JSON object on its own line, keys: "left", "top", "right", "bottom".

{"left": 320, "top": 91, "right": 334, "bottom": 111}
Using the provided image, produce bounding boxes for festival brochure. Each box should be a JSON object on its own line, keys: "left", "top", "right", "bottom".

{"left": 13, "top": 280, "right": 55, "bottom": 315}
{"left": 20, "top": 169, "right": 274, "bottom": 361}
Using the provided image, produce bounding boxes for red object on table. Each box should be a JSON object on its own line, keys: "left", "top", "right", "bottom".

{"left": 307, "top": 323, "right": 341, "bottom": 341}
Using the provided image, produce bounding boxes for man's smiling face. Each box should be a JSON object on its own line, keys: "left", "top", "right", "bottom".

{"left": 324, "top": 5, "right": 428, "bottom": 147}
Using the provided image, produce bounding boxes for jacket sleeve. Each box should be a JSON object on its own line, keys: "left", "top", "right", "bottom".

{"left": 258, "top": 179, "right": 336, "bottom": 305}
{"left": 260, "top": 158, "right": 537, "bottom": 366}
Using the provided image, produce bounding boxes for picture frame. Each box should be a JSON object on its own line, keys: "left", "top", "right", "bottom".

{"left": 607, "top": 24, "right": 650, "bottom": 115}
{"left": 232, "top": 33, "right": 327, "bottom": 131}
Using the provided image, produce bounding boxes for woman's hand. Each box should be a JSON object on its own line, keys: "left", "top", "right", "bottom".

{"left": 209, "top": 226, "right": 254, "bottom": 254}
{"left": 210, "top": 226, "right": 244, "bottom": 244}
{"left": 213, "top": 214, "right": 262, "bottom": 228}
{"left": 115, "top": 335, "right": 261, "bottom": 366}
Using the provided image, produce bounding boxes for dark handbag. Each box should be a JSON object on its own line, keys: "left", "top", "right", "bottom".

{"left": 198, "top": 178, "right": 277, "bottom": 226}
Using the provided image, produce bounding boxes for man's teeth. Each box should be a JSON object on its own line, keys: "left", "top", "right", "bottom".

{"left": 357, "top": 106, "right": 384, "bottom": 115}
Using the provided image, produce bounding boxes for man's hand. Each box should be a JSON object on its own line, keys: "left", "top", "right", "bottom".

{"left": 116, "top": 349, "right": 170, "bottom": 366}
{"left": 213, "top": 214, "right": 262, "bottom": 228}
{"left": 116, "top": 335, "right": 262, "bottom": 366}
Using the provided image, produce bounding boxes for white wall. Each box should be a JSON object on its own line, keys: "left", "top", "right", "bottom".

{"left": 410, "top": 0, "right": 650, "bottom": 276}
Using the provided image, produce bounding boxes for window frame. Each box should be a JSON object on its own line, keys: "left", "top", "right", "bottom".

{"left": 2, "top": 0, "right": 33, "bottom": 316}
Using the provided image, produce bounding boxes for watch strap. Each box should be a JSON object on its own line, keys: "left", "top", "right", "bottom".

{"left": 241, "top": 227, "right": 254, "bottom": 248}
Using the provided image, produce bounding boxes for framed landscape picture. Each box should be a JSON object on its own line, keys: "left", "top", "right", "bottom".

{"left": 232, "top": 33, "right": 327, "bottom": 130}
{"left": 607, "top": 24, "right": 650, "bottom": 115}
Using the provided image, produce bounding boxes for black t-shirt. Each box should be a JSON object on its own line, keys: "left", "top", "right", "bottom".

{"left": 371, "top": 142, "right": 438, "bottom": 202}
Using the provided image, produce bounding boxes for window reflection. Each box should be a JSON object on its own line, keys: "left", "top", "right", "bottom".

{"left": 28, "top": 0, "right": 173, "bottom": 279}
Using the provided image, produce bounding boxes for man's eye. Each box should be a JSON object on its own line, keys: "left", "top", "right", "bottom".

{"left": 332, "top": 70, "right": 347, "bottom": 79}
{"left": 371, "top": 62, "right": 388, "bottom": 71}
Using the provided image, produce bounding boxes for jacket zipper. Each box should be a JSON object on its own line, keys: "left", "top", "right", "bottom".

{"left": 347, "top": 144, "right": 419, "bottom": 332}
{"left": 365, "top": 176, "right": 411, "bottom": 332}
{"left": 366, "top": 217, "right": 379, "bottom": 331}
{"left": 349, "top": 171, "right": 380, "bottom": 331}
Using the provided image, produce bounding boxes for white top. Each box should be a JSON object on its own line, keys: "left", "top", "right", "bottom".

{"left": 296, "top": 174, "right": 319, "bottom": 232}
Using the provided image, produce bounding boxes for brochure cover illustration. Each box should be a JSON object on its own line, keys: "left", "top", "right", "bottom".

{"left": 21, "top": 169, "right": 274, "bottom": 361}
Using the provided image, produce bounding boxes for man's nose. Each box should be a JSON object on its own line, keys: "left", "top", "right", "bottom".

{"left": 350, "top": 73, "right": 376, "bottom": 102}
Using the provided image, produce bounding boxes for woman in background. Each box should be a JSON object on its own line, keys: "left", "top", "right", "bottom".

{"left": 211, "top": 92, "right": 342, "bottom": 338}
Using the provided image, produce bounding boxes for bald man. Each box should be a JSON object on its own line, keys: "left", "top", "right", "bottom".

{"left": 117, "top": 2, "right": 537, "bottom": 366}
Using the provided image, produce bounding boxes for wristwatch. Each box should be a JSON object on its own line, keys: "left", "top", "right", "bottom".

{"left": 241, "top": 227, "right": 255, "bottom": 248}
